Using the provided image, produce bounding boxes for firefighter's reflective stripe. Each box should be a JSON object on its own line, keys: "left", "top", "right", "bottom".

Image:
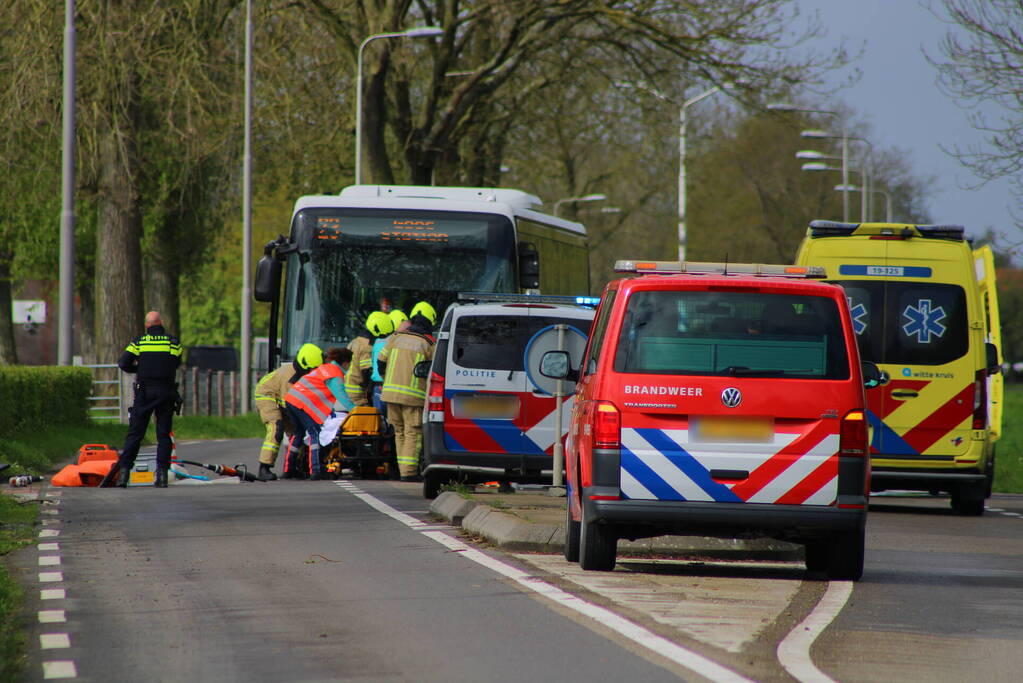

{"left": 286, "top": 363, "right": 343, "bottom": 423}
{"left": 379, "top": 332, "right": 433, "bottom": 406}
{"left": 383, "top": 351, "right": 426, "bottom": 400}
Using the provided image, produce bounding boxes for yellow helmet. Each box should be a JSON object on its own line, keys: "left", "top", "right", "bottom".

{"left": 365, "top": 311, "right": 395, "bottom": 337}
{"left": 296, "top": 343, "right": 323, "bottom": 370}
{"left": 410, "top": 301, "right": 437, "bottom": 325}
{"left": 388, "top": 309, "right": 408, "bottom": 329}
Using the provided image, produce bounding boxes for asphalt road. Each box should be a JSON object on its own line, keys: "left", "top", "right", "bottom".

{"left": 13, "top": 438, "right": 1023, "bottom": 682}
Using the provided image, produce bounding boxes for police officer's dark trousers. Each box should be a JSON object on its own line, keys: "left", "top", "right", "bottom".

{"left": 118, "top": 382, "right": 176, "bottom": 472}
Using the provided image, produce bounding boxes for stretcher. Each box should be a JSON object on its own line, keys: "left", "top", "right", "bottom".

{"left": 322, "top": 406, "right": 398, "bottom": 479}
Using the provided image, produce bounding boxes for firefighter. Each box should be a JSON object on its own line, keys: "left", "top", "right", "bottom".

{"left": 345, "top": 311, "right": 393, "bottom": 407}
{"left": 283, "top": 347, "right": 353, "bottom": 480}
{"left": 111, "top": 311, "right": 183, "bottom": 488}
{"left": 253, "top": 343, "right": 323, "bottom": 481}
{"left": 377, "top": 301, "right": 436, "bottom": 481}
{"left": 389, "top": 309, "right": 410, "bottom": 333}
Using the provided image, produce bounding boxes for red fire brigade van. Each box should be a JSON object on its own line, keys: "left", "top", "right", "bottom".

{"left": 541, "top": 261, "right": 882, "bottom": 580}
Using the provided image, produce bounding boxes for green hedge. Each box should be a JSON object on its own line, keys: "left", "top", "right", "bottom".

{"left": 0, "top": 366, "right": 92, "bottom": 434}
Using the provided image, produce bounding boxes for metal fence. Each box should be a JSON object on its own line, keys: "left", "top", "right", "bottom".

{"left": 80, "top": 364, "right": 261, "bottom": 423}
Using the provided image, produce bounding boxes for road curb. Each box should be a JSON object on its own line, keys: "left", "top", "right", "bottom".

{"left": 429, "top": 492, "right": 803, "bottom": 560}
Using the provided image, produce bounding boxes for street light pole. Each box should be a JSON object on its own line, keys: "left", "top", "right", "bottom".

{"left": 553, "top": 193, "right": 606, "bottom": 216}
{"left": 678, "top": 86, "right": 730, "bottom": 261}
{"left": 58, "top": 0, "right": 76, "bottom": 366}
{"left": 355, "top": 26, "right": 443, "bottom": 185}
{"left": 240, "top": 0, "right": 253, "bottom": 412}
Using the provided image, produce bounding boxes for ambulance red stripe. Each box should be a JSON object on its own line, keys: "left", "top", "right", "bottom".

{"left": 900, "top": 382, "right": 975, "bottom": 454}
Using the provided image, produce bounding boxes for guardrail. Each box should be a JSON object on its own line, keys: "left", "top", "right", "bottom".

{"left": 79, "top": 364, "right": 262, "bottom": 423}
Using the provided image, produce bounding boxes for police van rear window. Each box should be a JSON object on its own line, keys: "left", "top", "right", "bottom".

{"left": 613, "top": 291, "right": 850, "bottom": 379}
{"left": 453, "top": 315, "right": 586, "bottom": 371}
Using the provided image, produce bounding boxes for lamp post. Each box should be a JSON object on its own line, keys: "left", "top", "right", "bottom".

{"left": 802, "top": 163, "right": 867, "bottom": 221}
{"left": 802, "top": 129, "right": 874, "bottom": 221}
{"left": 240, "top": 0, "right": 253, "bottom": 411}
{"left": 58, "top": 0, "right": 76, "bottom": 366}
{"left": 865, "top": 187, "right": 893, "bottom": 222}
{"left": 797, "top": 150, "right": 870, "bottom": 221}
{"left": 553, "top": 193, "right": 606, "bottom": 216}
{"left": 355, "top": 26, "right": 443, "bottom": 184}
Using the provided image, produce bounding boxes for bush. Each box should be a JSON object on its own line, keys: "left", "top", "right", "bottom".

{"left": 0, "top": 366, "right": 92, "bottom": 434}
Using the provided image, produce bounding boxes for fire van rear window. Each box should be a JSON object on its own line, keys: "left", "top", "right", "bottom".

{"left": 453, "top": 315, "right": 587, "bottom": 371}
{"left": 613, "top": 291, "right": 850, "bottom": 379}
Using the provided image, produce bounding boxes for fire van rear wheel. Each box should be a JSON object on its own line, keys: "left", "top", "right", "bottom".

{"left": 579, "top": 507, "right": 616, "bottom": 571}
{"left": 564, "top": 503, "right": 581, "bottom": 563}
{"left": 825, "top": 529, "right": 865, "bottom": 581}
{"left": 422, "top": 470, "right": 446, "bottom": 499}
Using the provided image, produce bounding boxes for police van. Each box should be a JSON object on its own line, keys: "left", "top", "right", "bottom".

{"left": 420, "top": 293, "right": 597, "bottom": 498}
{"left": 541, "top": 261, "right": 880, "bottom": 579}
{"left": 795, "top": 222, "right": 1002, "bottom": 515}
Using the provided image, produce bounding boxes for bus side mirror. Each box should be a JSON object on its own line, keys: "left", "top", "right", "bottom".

{"left": 413, "top": 360, "right": 432, "bottom": 379}
{"left": 862, "top": 361, "right": 887, "bottom": 389}
{"left": 986, "top": 343, "right": 1001, "bottom": 375}
{"left": 518, "top": 242, "right": 539, "bottom": 289}
{"left": 254, "top": 254, "right": 281, "bottom": 302}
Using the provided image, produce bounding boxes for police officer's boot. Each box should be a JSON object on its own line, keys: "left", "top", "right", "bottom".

{"left": 116, "top": 465, "right": 131, "bottom": 488}
{"left": 259, "top": 464, "right": 277, "bottom": 481}
{"left": 154, "top": 468, "right": 168, "bottom": 488}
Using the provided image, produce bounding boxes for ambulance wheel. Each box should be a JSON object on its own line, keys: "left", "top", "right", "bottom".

{"left": 422, "top": 470, "right": 445, "bottom": 499}
{"left": 951, "top": 486, "right": 985, "bottom": 516}
{"left": 825, "top": 529, "right": 864, "bottom": 581}
{"left": 579, "top": 507, "right": 616, "bottom": 571}
{"left": 564, "top": 502, "right": 580, "bottom": 563}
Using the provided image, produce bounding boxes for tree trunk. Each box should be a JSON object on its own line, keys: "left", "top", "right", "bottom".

{"left": 94, "top": 79, "right": 144, "bottom": 363}
{"left": 0, "top": 252, "right": 18, "bottom": 364}
{"left": 146, "top": 236, "right": 179, "bottom": 336}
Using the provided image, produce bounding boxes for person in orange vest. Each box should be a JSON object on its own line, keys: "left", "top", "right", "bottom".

{"left": 283, "top": 347, "right": 353, "bottom": 480}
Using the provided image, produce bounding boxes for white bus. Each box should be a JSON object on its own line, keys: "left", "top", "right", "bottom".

{"left": 254, "top": 185, "right": 590, "bottom": 369}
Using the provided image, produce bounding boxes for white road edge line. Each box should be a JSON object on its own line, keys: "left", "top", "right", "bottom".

{"left": 776, "top": 580, "right": 853, "bottom": 683}
{"left": 41, "top": 660, "right": 77, "bottom": 679}
{"left": 341, "top": 486, "right": 754, "bottom": 683}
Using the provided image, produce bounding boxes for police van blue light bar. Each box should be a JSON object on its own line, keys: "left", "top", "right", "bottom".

{"left": 614, "top": 260, "right": 826, "bottom": 279}
{"left": 457, "top": 292, "right": 600, "bottom": 307}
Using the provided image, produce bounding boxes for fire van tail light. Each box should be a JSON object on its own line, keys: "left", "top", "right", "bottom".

{"left": 428, "top": 372, "right": 445, "bottom": 406}
{"left": 840, "top": 410, "right": 867, "bottom": 455}
{"left": 972, "top": 370, "right": 987, "bottom": 430}
{"left": 593, "top": 402, "right": 621, "bottom": 449}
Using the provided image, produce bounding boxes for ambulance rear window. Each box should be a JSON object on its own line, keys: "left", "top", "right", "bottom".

{"left": 452, "top": 314, "right": 588, "bottom": 371}
{"left": 834, "top": 281, "right": 968, "bottom": 365}
{"left": 613, "top": 291, "right": 850, "bottom": 379}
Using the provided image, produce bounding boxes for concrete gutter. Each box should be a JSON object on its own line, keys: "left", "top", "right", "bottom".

{"left": 428, "top": 491, "right": 802, "bottom": 560}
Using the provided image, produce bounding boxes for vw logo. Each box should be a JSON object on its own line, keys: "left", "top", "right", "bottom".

{"left": 721, "top": 387, "right": 742, "bottom": 408}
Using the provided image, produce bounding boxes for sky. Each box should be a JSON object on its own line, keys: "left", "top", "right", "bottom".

{"left": 794, "top": 0, "right": 1019, "bottom": 253}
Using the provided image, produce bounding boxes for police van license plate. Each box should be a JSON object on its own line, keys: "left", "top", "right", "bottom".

{"left": 690, "top": 416, "right": 773, "bottom": 442}
{"left": 452, "top": 395, "right": 519, "bottom": 420}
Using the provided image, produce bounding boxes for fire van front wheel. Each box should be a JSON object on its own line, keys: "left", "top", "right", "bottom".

{"left": 564, "top": 503, "right": 581, "bottom": 563}
{"left": 579, "top": 510, "right": 617, "bottom": 571}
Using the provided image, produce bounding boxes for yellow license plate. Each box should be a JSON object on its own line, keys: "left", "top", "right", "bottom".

{"left": 453, "top": 395, "right": 519, "bottom": 420}
{"left": 130, "top": 471, "right": 155, "bottom": 484}
{"left": 691, "top": 416, "right": 773, "bottom": 443}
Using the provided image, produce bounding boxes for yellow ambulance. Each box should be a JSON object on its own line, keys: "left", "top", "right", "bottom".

{"left": 795, "top": 221, "right": 1002, "bottom": 515}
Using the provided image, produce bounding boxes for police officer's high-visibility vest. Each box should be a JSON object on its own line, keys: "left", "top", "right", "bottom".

{"left": 285, "top": 362, "right": 344, "bottom": 424}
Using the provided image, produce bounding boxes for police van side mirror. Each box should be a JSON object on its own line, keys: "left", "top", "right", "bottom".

{"left": 986, "top": 343, "right": 1001, "bottom": 375}
{"left": 413, "top": 360, "right": 432, "bottom": 379}
{"left": 861, "top": 361, "right": 886, "bottom": 389}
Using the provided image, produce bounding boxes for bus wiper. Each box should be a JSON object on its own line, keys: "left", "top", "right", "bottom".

{"left": 721, "top": 366, "right": 786, "bottom": 376}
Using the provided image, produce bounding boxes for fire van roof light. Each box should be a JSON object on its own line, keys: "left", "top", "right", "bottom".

{"left": 614, "top": 260, "right": 826, "bottom": 279}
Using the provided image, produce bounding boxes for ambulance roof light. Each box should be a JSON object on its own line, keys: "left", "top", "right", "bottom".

{"left": 613, "top": 260, "right": 826, "bottom": 279}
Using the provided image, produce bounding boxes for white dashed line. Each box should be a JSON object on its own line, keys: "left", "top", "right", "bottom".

{"left": 41, "top": 589, "right": 66, "bottom": 600}
{"left": 39, "top": 529, "right": 60, "bottom": 538}
{"left": 40, "top": 633, "right": 71, "bottom": 649}
{"left": 777, "top": 581, "right": 853, "bottom": 683}
{"left": 39, "top": 543, "right": 60, "bottom": 551}
{"left": 39, "top": 572, "right": 63, "bottom": 583}
{"left": 38, "top": 610, "right": 67, "bottom": 624}
{"left": 41, "top": 519, "right": 60, "bottom": 525}
{"left": 337, "top": 484, "right": 754, "bottom": 683}
{"left": 42, "top": 660, "right": 77, "bottom": 679}
{"left": 39, "top": 556, "right": 61, "bottom": 566}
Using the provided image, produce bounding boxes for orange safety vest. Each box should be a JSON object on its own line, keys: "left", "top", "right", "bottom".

{"left": 285, "top": 362, "right": 344, "bottom": 424}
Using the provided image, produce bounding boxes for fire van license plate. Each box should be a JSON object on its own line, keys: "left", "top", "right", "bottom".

{"left": 690, "top": 416, "right": 773, "bottom": 443}
{"left": 452, "top": 395, "right": 519, "bottom": 420}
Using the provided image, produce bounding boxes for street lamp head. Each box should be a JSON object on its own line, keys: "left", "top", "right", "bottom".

{"left": 601, "top": 207, "right": 622, "bottom": 214}
{"left": 766, "top": 102, "right": 797, "bottom": 111}
{"left": 834, "top": 184, "right": 860, "bottom": 192}
{"left": 801, "top": 162, "right": 831, "bottom": 172}
{"left": 800, "top": 129, "right": 835, "bottom": 139}
{"left": 795, "top": 150, "right": 825, "bottom": 160}
{"left": 402, "top": 26, "right": 444, "bottom": 38}
{"left": 581, "top": 193, "right": 606, "bottom": 202}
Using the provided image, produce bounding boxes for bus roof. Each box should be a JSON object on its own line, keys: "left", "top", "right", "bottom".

{"left": 292, "top": 185, "right": 586, "bottom": 236}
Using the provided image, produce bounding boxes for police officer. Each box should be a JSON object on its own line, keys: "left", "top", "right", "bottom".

{"left": 377, "top": 301, "right": 436, "bottom": 481}
{"left": 345, "top": 312, "right": 393, "bottom": 407}
{"left": 254, "top": 343, "right": 323, "bottom": 481}
{"left": 112, "top": 311, "right": 183, "bottom": 488}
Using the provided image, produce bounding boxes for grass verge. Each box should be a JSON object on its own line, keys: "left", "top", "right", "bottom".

{"left": 994, "top": 384, "right": 1023, "bottom": 493}
{"left": 0, "top": 493, "right": 35, "bottom": 681}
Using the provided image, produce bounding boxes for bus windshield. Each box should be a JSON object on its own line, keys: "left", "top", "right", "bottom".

{"left": 282, "top": 208, "right": 517, "bottom": 356}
